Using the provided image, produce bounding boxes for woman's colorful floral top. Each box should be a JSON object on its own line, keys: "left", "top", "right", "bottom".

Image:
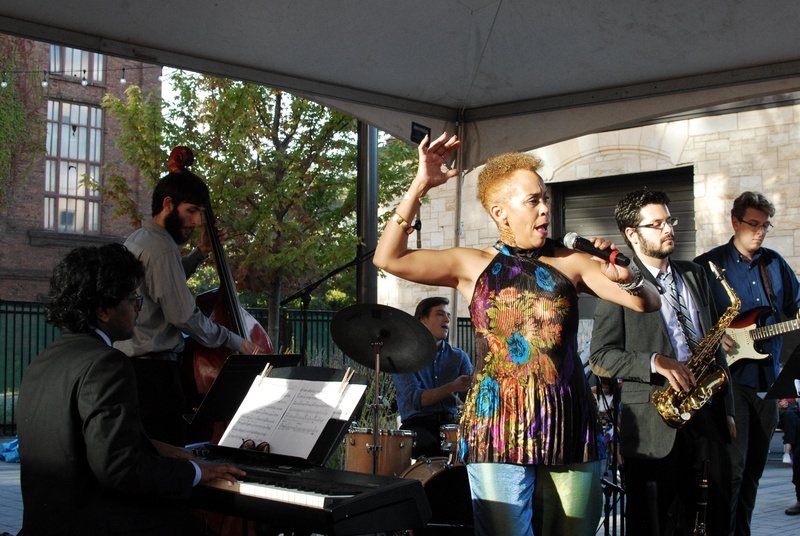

{"left": 459, "top": 240, "right": 601, "bottom": 465}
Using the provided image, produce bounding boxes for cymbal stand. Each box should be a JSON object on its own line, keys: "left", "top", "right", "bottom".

{"left": 370, "top": 341, "right": 383, "bottom": 475}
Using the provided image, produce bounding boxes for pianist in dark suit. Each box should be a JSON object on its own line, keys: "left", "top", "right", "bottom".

{"left": 16, "top": 244, "right": 244, "bottom": 536}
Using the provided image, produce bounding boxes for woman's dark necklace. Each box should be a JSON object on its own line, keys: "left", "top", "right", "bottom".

{"left": 494, "top": 240, "right": 543, "bottom": 259}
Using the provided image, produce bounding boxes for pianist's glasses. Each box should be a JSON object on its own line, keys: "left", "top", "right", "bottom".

{"left": 123, "top": 293, "right": 144, "bottom": 311}
{"left": 240, "top": 439, "right": 270, "bottom": 453}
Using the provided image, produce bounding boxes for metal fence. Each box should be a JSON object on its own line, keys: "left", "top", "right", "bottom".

{"left": 1, "top": 301, "right": 60, "bottom": 435}
{"left": 0, "top": 301, "right": 475, "bottom": 435}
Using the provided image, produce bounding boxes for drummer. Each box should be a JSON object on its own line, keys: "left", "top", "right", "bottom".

{"left": 393, "top": 297, "right": 473, "bottom": 458}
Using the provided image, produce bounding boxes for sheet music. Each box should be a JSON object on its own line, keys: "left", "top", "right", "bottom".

{"left": 329, "top": 382, "right": 365, "bottom": 421}
{"left": 218, "top": 376, "right": 366, "bottom": 458}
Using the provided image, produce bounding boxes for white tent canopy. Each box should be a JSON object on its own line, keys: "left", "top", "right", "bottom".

{"left": 3, "top": 0, "right": 800, "bottom": 169}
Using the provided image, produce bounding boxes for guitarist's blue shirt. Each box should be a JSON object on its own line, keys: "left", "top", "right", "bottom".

{"left": 695, "top": 237, "right": 800, "bottom": 391}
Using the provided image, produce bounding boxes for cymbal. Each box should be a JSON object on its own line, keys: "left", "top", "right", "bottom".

{"left": 331, "top": 304, "right": 437, "bottom": 374}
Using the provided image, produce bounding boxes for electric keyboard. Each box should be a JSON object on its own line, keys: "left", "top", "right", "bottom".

{"left": 192, "top": 446, "right": 431, "bottom": 535}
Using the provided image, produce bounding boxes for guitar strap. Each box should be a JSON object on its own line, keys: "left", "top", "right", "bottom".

{"left": 758, "top": 253, "right": 778, "bottom": 317}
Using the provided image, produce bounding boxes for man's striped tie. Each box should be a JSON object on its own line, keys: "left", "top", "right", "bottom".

{"left": 660, "top": 271, "right": 701, "bottom": 350}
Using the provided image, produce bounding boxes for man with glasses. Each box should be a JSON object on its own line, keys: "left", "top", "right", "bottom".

{"left": 591, "top": 188, "right": 734, "bottom": 536}
{"left": 17, "top": 244, "right": 244, "bottom": 535}
{"left": 695, "top": 191, "right": 800, "bottom": 531}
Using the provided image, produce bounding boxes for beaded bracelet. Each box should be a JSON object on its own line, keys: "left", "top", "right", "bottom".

{"left": 618, "top": 269, "right": 645, "bottom": 295}
{"left": 392, "top": 211, "right": 416, "bottom": 235}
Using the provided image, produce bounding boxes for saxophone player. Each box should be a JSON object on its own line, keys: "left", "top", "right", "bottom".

{"left": 590, "top": 188, "right": 735, "bottom": 536}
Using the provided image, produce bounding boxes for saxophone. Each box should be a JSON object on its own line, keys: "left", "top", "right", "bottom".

{"left": 651, "top": 262, "right": 741, "bottom": 429}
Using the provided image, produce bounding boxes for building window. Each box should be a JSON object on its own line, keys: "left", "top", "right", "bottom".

{"left": 44, "top": 101, "right": 103, "bottom": 234}
{"left": 49, "top": 45, "right": 105, "bottom": 83}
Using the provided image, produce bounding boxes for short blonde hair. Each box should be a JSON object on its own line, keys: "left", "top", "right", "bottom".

{"left": 476, "top": 152, "right": 543, "bottom": 212}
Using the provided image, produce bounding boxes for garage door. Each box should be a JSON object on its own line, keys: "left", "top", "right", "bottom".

{"left": 549, "top": 166, "right": 695, "bottom": 321}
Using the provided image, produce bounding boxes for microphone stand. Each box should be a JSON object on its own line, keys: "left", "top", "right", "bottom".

{"left": 693, "top": 460, "right": 709, "bottom": 536}
{"left": 599, "top": 378, "right": 625, "bottom": 536}
{"left": 280, "top": 249, "right": 376, "bottom": 364}
{"left": 613, "top": 378, "right": 626, "bottom": 536}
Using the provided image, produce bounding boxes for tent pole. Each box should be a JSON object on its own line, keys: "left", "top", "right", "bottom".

{"left": 452, "top": 120, "right": 466, "bottom": 346}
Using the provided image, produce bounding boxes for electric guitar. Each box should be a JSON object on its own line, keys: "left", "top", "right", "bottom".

{"left": 725, "top": 306, "right": 800, "bottom": 367}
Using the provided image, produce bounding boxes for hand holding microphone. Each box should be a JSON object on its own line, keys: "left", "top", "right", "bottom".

{"left": 562, "top": 232, "right": 630, "bottom": 266}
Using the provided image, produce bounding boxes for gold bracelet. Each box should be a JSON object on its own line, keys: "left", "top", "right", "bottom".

{"left": 392, "top": 211, "right": 416, "bottom": 235}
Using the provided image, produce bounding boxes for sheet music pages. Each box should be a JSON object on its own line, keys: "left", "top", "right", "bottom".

{"left": 218, "top": 376, "right": 366, "bottom": 459}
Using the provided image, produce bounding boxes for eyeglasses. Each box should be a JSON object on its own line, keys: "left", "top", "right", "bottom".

{"left": 240, "top": 439, "right": 270, "bottom": 453}
{"left": 737, "top": 217, "right": 773, "bottom": 233}
{"left": 123, "top": 294, "right": 144, "bottom": 311}
{"left": 635, "top": 217, "right": 679, "bottom": 230}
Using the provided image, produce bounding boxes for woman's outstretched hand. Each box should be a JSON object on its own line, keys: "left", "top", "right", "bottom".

{"left": 415, "top": 132, "right": 461, "bottom": 190}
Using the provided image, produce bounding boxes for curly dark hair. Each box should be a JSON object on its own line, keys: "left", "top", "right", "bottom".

{"left": 46, "top": 244, "right": 145, "bottom": 332}
{"left": 614, "top": 188, "right": 671, "bottom": 249}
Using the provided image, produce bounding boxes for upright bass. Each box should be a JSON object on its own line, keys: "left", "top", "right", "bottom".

{"left": 168, "top": 146, "right": 274, "bottom": 418}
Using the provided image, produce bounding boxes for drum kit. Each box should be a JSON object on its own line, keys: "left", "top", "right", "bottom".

{"left": 332, "top": 304, "right": 473, "bottom": 534}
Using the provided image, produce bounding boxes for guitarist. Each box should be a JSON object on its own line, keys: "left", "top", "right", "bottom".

{"left": 694, "top": 191, "right": 800, "bottom": 535}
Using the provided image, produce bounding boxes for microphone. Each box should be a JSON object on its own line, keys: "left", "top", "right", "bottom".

{"left": 563, "top": 231, "right": 630, "bottom": 266}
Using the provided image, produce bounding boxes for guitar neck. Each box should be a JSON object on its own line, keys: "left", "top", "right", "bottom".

{"left": 752, "top": 318, "right": 800, "bottom": 341}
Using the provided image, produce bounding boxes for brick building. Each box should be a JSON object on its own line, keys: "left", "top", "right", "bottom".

{"left": 0, "top": 38, "right": 159, "bottom": 302}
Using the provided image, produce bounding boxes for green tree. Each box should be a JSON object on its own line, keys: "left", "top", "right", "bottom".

{"left": 103, "top": 71, "right": 417, "bottom": 344}
{"left": 101, "top": 84, "right": 166, "bottom": 226}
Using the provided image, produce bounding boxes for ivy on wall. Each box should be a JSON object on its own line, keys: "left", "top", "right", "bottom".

{"left": 0, "top": 37, "right": 44, "bottom": 208}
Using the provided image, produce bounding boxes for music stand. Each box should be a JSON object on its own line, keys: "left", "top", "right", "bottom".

{"left": 766, "top": 347, "right": 800, "bottom": 399}
{"left": 184, "top": 353, "right": 302, "bottom": 426}
{"left": 199, "top": 366, "right": 370, "bottom": 467}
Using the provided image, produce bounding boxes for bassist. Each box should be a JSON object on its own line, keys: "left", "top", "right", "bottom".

{"left": 116, "top": 168, "right": 265, "bottom": 446}
{"left": 694, "top": 191, "right": 800, "bottom": 535}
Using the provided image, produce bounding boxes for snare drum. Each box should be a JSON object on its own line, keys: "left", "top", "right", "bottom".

{"left": 344, "top": 427, "right": 414, "bottom": 477}
{"left": 401, "top": 457, "right": 473, "bottom": 535}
